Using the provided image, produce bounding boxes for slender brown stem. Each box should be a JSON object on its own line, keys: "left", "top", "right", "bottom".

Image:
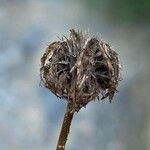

{"left": 56, "top": 102, "right": 74, "bottom": 150}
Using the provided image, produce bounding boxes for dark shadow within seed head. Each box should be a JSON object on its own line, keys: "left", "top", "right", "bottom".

{"left": 40, "top": 29, "right": 122, "bottom": 111}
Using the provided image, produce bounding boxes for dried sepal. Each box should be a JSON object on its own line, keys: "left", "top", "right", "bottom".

{"left": 40, "top": 29, "right": 122, "bottom": 111}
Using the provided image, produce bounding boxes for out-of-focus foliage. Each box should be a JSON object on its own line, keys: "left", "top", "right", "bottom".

{"left": 81, "top": 0, "right": 150, "bottom": 23}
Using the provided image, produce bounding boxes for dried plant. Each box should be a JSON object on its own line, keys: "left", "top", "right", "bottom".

{"left": 40, "top": 29, "right": 121, "bottom": 150}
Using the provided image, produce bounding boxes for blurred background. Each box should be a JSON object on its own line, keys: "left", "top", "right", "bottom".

{"left": 0, "top": 0, "right": 150, "bottom": 149}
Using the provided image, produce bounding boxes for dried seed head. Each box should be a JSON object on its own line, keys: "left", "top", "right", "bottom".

{"left": 40, "top": 29, "right": 122, "bottom": 111}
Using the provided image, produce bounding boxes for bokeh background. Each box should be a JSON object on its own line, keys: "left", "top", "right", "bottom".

{"left": 0, "top": 0, "right": 150, "bottom": 150}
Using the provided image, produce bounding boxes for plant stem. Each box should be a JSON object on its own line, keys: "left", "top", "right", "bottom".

{"left": 56, "top": 102, "right": 74, "bottom": 150}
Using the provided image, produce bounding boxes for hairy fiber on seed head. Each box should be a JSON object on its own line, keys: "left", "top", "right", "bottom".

{"left": 40, "top": 29, "right": 121, "bottom": 111}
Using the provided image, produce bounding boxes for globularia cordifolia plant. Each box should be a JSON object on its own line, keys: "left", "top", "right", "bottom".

{"left": 40, "top": 29, "right": 122, "bottom": 150}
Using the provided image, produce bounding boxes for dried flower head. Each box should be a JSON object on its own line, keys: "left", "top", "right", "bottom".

{"left": 40, "top": 29, "right": 121, "bottom": 111}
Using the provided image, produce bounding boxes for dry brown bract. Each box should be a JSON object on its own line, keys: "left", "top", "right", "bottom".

{"left": 40, "top": 29, "right": 121, "bottom": 111}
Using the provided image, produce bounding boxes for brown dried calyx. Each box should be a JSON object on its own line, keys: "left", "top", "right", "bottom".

{"left": 40, "top": 29, "right": 121, "bottom": 111}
